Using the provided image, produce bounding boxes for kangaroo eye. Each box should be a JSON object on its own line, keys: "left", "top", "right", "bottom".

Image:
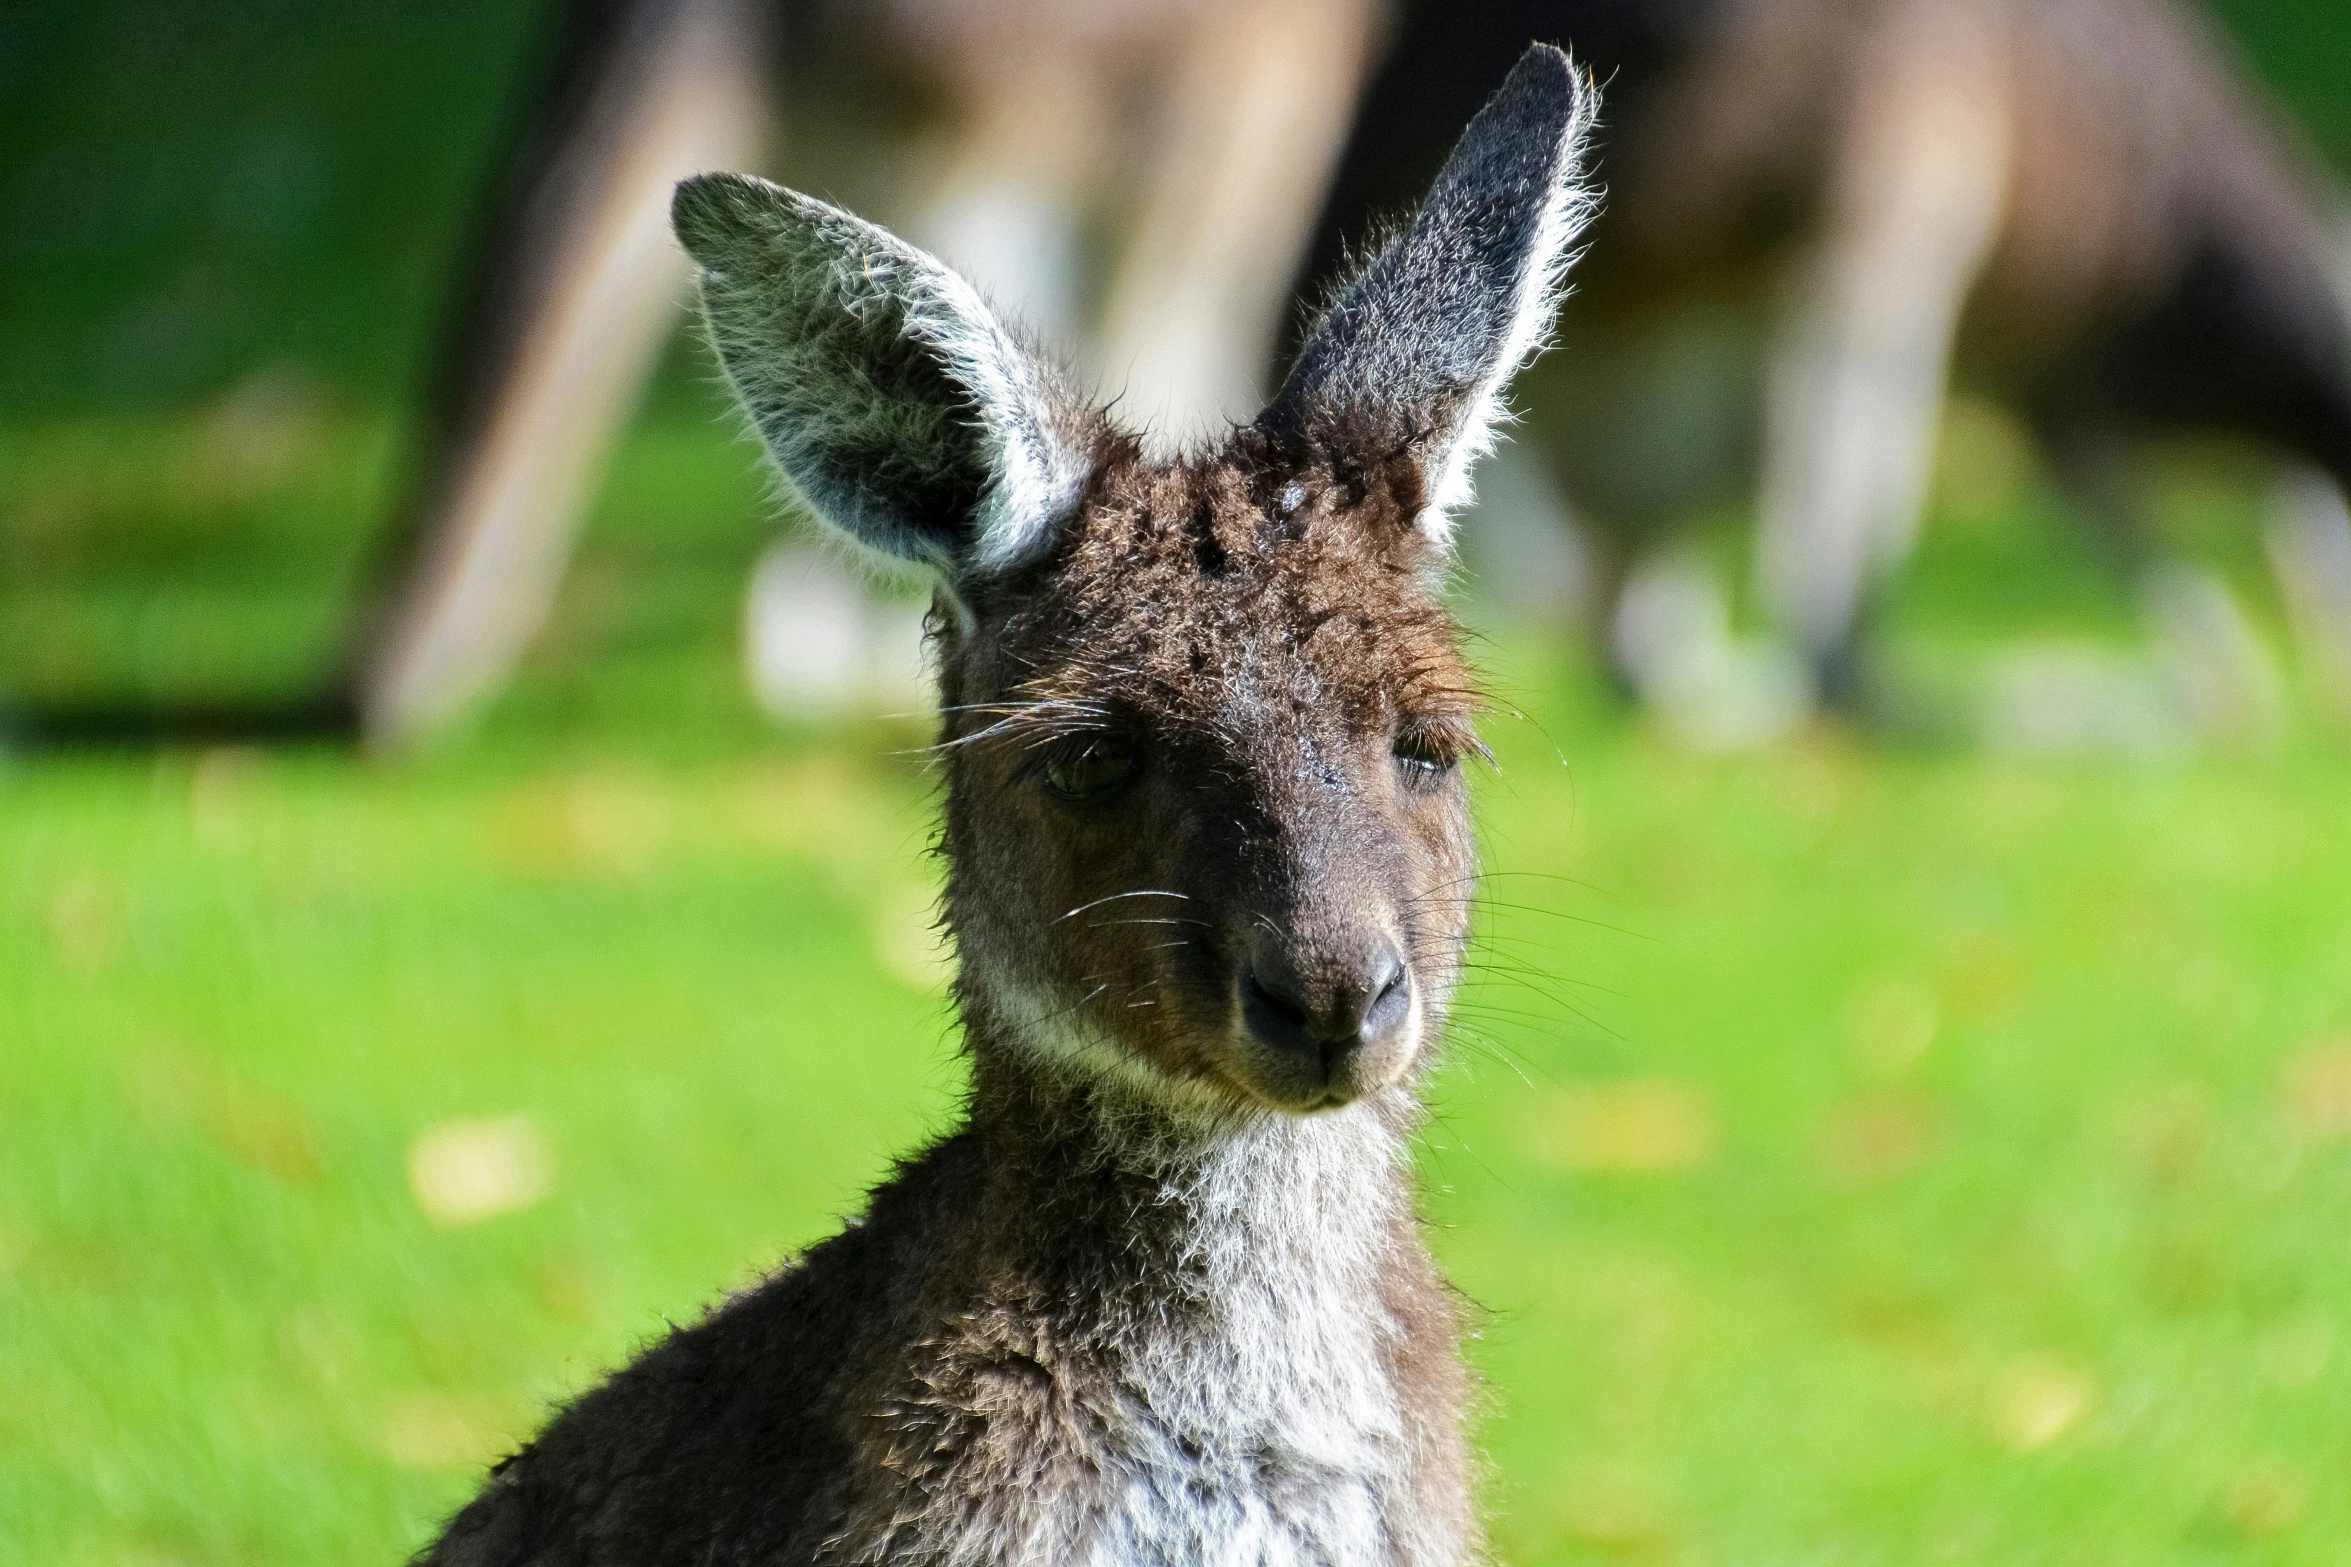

{"left": 1045, "top": 736, "right": 1139, "bottom": 801}
{"left": 1391, "top": 728, "right": 1458, "bottom": 792}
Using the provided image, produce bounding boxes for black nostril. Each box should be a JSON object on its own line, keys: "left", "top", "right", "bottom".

{"left": 1242, "top": 967, "right": 1312, "bottom": 1030}
{"left": 1241, "top": 944, "right": 1412, "bottom": 1058}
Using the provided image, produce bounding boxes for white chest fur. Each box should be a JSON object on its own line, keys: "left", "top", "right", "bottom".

{"left": 1080, "top": 1111, "right": 1415, "bottom": 1567}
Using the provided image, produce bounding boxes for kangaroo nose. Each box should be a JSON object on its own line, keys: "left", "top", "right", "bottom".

{"left": 1241, "top": 940, "right": 1412, "bottom": 1070}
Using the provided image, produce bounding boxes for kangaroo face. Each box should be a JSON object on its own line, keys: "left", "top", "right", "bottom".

{"left": 673, "top": 47, "right": 1596, "bottom": 1119}
{"left": 940, "top": 439, "right": 1480, "bottom": 1113}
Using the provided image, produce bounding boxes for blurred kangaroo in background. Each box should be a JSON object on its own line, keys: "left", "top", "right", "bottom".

{"left": 1307, "top": 0, "right": 2351, "bottom": 742}
{"left": 364, "top": 0, "right": 2351, "bottom": 753}
{"left": 355, "top": 0, "right": 1375, "bottom": 746}
{"left": 420, "top": 48, "right": 1597, "bottom": 1566}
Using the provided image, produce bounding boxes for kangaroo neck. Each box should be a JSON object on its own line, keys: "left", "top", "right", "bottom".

{"left": 956, "top": 1022, "right": 1420, "bottom": 1312}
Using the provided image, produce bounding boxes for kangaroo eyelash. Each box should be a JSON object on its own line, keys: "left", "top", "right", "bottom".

{"left": 1394, "top": 715, "right": 1491, "bottom": 769}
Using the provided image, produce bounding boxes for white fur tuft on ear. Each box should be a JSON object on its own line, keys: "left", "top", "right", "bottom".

{"left": 1263, "top": 46, "right": 1601, "bottom": 551}
{"left": 1420, "top": 86, "right": 1602, "bottom": 539}
{"left": 901, "top": 259, "right": 1089, "bottom": 576}
{"left": 672, "top": 174, "right": 1091, "bottom": 581}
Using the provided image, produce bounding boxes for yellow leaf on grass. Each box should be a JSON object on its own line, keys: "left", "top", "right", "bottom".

{"left": 1517, "top": 1080, "right": 1717, "bottom": 1175}
{"left": 1988, "top": 1357, "right": 2094, "bottom": 1452}
{"left": 407, "top": 1116, "right": 551, "bottom": 1226}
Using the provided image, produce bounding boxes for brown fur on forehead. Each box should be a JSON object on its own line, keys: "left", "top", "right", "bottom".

{"left": 954, "top": 430, "right": 1474, "bottom": 733}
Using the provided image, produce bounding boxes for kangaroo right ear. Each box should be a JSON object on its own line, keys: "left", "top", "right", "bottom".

{"left": 1262, "top": 46, "right": 1599, "bottom": 551}
{"left": 672, "top": 174, "right": 1094, "bottom": 581}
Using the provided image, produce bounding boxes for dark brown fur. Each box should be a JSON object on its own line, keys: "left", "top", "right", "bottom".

{"left": 942, "top": 428, "right": 1480, "bottom": 1111}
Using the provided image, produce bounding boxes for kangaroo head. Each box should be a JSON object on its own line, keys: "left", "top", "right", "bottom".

{"left": 675, "top": 46, "right": 1596, "bottom": 1118}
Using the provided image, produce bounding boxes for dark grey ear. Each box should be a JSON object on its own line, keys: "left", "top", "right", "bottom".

{"left": 1263, "top": 45, "right": 1599, "bottom": 546}
{"left": 672, "top": 174, "right": 1092, "bottom": 578}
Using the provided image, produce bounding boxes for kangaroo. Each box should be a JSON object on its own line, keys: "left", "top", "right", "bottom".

{"left": 418, "top": 46, "right": 1597, "bottom": 1567}
{"left": 1305, "top": 0, "right": 2351, "bottom": 734}
{"left": 349, "top": 0, "right": 1376, "bottom": 748}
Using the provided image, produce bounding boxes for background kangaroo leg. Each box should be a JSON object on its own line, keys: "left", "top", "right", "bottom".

{"left": 2267, "top": 465, "right": 2351, "bottom": 728}
{"left": 2040, "top": 416, "right": 2284, "bottom": 749}
{"left": 1755, "top": 8, "right": 2009, "bottom": 716}
{"left": 1090, "top": 0, "right": 1377, "bottom": 445}
{"left": 355, "top": 0, "right": 769, "bottom": 749}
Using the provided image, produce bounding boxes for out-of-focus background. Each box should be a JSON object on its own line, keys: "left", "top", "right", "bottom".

{"left": 6, "top": 2, "right": 2351, "bottom": 1562}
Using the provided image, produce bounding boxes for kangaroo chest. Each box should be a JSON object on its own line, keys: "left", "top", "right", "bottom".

{"left": 845, "top": 1117, "right": 1447, "bottom": 1567}
{"left": 1076, "top": 1264, "right": 1410, "bottom": 1567}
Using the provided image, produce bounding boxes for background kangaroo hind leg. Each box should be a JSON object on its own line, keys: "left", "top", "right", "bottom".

{"left": 1755, "top": 8, "right": 2010, "bottom": 717}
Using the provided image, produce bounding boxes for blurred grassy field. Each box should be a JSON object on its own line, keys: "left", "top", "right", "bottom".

{"left": 8, "top": 2, "right": 2351, "bottom": 1563}
{"left": 7, "top": 598, "right": 2351, "bottom": 1565}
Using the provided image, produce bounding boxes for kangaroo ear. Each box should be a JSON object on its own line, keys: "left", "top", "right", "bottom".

{"left": 673, "top": 174, "right": 1093, "bottom": 580}
{"left": 1262, "top": 45, "right": 1599, "bottom": 548}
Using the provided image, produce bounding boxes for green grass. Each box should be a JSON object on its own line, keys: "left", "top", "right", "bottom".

{"left": 6, "top": 382, "right": 2351, "bottom": 1563}
{"left": 9, "top": 5, "right": 2351, "bottom": 1559}
{"left": 8, "top": 600, "right": 2350, "bottom": 1564}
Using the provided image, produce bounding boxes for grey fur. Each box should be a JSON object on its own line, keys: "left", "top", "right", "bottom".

{"left": 672, "top": 173, "right": 1095, "bottom": 578}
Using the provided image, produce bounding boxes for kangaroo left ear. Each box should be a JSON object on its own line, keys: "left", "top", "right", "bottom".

{"left": 673, "top": 174, "right": 1095, "bottom": 583}
{"left": 1261, "top": 45, "right": 1600, "bottom": 549}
